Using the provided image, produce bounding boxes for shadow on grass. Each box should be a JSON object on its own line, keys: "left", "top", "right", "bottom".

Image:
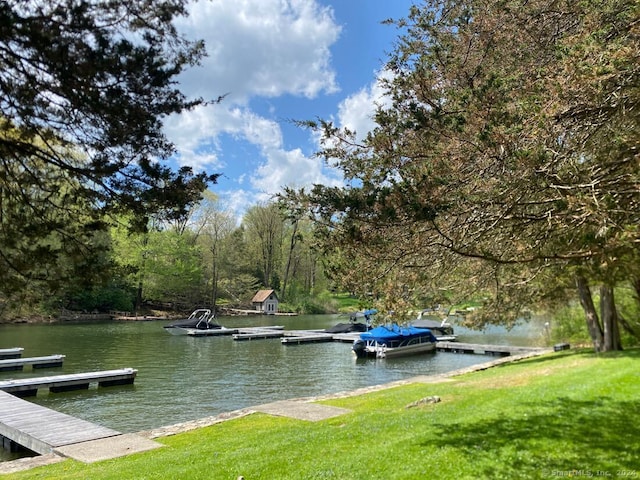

{"left": 421, "top": 396, "right": 640, "bottom": 478}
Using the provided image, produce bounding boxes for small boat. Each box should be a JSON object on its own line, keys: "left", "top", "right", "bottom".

{"left": 413, "top": 309, "right": 457, "bottom": 341}
{"left": 324, "top": 322, "right": 369, "bottom": 333}
{"left": 352, "top": 324, "right": 437, "bottom": 359}
{"left": 163, "top": 309, "right": 224, "bottom": 335}
{"left": 325, "top": 309, "right": 377, "bottom": 334}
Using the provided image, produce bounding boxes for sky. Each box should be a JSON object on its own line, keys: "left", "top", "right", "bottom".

{"left": 163, "top": 0, "right": 417, "bottom": 220}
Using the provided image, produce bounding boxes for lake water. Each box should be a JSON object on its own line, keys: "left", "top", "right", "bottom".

{"left": 0, "top": 314, "right": 547, "bottom": 461}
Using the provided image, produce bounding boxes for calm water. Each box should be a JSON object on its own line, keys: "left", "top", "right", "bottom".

{"left": 0, "top": 314, "right": 546, "bottom": 461}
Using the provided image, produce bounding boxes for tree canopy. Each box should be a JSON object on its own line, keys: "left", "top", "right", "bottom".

{"left": 286, "top": 0, "right": 640, "bottom": 350}
{"left": 0, "top": 0, "right": 219, "bottom": 295}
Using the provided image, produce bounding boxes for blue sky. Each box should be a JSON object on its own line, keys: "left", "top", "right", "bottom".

{"left": 164, "top": 0, "right": 416, "bottom": 220}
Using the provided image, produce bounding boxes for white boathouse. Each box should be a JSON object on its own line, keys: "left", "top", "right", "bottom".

{"left": 251, "top": 289, "right": 279, "bottom": 314}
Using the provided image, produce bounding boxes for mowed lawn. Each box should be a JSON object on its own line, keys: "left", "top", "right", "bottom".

{"left": 5, "top": 349, "right": 640, "bottom": 480}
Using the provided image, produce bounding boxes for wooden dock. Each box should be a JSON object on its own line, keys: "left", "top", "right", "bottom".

{"left": 232, "top": 326, "right": 285, "bottom": 340}
{"left": 186, "top": 326, "right": 285, "bottom": 338}
{"left": 281, "top": 331, "right": 336, "bottom": 345}
{"left": 186, "top": 327, "right": 239, "bottom": 337}
{"left": 0, "top": 390, "right": 121, "bottom": 455}
{"left": 330, "top": 332, "right": 361, "bottom": 343}
{"left": 0, "top": 348, "right": 24, "bottom": 360}
{"left": 178, "top": 324, "right": 547, "bottom": 358}
{"left": 0, "top": 355, "right": 65, "bottom": 372}
{"left": 233, "top": 329, "right": 285, "bottom": 341}
{"left": 227, "top": 327, "right": 343, "bottom": 344}
{"left": 435, "top": 341, "right": 545, "bottom": 356}
{"left": 0, "top": 368, "right": 137, "bottom": 397}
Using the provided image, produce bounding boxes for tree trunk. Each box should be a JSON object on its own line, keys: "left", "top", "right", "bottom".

{"left": 135, "top": 282, "right": 143, "bottom": 314}
{"left": 600, "top": 285, "right": 622, "bottom": 351}
{"left": 575, "top": 275, "right": 604, "bottom": 352}
{"left": 281, "top": 219, "right": 299, "bottom": 302}
{"left": 632, "top": 276, "right": 640, "bottom": 306}
{"left": 211, "top": 245, "right": 218, "bottom": 310}
{"left": 134, "top": 233, "right": 149, "bottom": 314}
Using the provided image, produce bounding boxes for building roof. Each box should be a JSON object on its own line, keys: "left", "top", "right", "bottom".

{"left": 251, "top": 289, "right": 277, "bottom": 303}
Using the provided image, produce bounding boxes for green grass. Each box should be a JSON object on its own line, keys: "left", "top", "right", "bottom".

{"left": 330, "top": 293, "right": 366, "bottom": 313}
{"left": 6, "top": 349, "right": 640, "bottom": 479}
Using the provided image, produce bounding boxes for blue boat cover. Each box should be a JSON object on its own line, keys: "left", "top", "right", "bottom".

{"left": 360, "top": 324, "right": 437, "bottom": 342}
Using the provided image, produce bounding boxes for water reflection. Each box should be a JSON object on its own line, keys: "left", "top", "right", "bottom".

{"left": 0, "top": 314, "right": 545, "bottom": 461}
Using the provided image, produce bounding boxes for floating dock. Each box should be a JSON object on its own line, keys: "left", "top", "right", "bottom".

{"left": 0, "top": 348, "right": 24, "bottom": 360}
{"left": 187, "top": 326, "right": 285, "bottom": 338}
{"left": 186, "top": 327, "right": 239, "bottom": 337}
{"left": 281, "top": 331, "right": 336, "bottom": 345}
{"left": 0, "top": 390, "right": 160, "bottom": 460}
{"left": 220, "top": 326, "right": 283, "bottom": 341}
{"left": 0, "top": 368, "right": 138, "bottom": 397}
{"left": 330, "top": 333, "right": 362, "bottom": 343}
{"left": 177, "top": 324, "right": 547, "bottom": 358}
{"left": 230, "top": 327, "right": 351, "bottom": 345}
{"left": 435, "top": 341, "right": 544, "bottom": 356}
{"left": 233, "top": 329, "right": 285, "bottom": 341}
{"left": 234, "top": 329, "right": 546, "bottom": 357}
{"left": 0, "top": 390, "right": 120, "bottom": 454}
{"left": 0, "top": 355, "right": 65, "bottom": 372}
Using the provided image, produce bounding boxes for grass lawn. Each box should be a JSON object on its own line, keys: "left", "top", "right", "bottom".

{"left": 331, "top": 293, "right": 365, "bottom": 313}
{"left": 5, "top": 349, "right": 640, "bottom": 479}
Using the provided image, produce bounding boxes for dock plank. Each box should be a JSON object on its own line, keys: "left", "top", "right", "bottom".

{"left": 436, "top": 341, "right": 544, "bottom": 356}
{"left": 0, "top": 348, "right": 24, "bottom": 360}
{"left": 230, "top": 326, "right": 285, "bottom": 341}
{"left": 330, "top": 333, "right": 361, "bottom": 343}
{"left": 233, "top": 330, "right": 284, "bottom": 341}
{"left": 0, "top": 390, "right": 120, "bottom": 454}
{"left": 0, "top": 368, "right": 137, "bottom": 396}
{"left": 185, "top": 327, "right": 238, "bottom": 337}
{"left": 0, "top": 355, "right": 65, "bottom": 371}
{"left": 281, "top": 331, "right": 335, "bottom": 345}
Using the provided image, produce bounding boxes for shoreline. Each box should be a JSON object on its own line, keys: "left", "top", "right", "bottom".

{"left": 0, "top": 309, "right": 301, "bottom": 325}
{"left": 0, "top": 348, "right": 552, "bottom": 473}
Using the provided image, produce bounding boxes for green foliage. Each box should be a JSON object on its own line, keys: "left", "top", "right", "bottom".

{"left": 550, "top": 303, "right": 591, "bottom": 346}
{"left": 0, "top": 0, "right": 218, "bottom": 301}
{"left": 550, "top": 285, "right": 640, "bottom": 347}
{"left": 217, "top": 274, "right": 262, "bottom": 306}
{"left": 323, "top": 291, "right": 367, "bottom": 314}
{"left": 327, "top": 292, "right": 360, "bottom": 312}
{"left": 284, "top": 0, "right": 640, "bottom": 350}
{"left": 109, "top": 220, "right": 206, "bottom": 309}
{"left": 243, "top": 203, "right": 284, "bottom": 289}
{"left": 278, "top": 285, "right": 330, "bottom": 314}
{"left": 606, "top": 285, "right": 640, "bottom": 347}
{"left": 60, "top": 281, "right": 135, "bottom": 313}
{"left": 142, "top": 229, "right": 204, "bottom": 303}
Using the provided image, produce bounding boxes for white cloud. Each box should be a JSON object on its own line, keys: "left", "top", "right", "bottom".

{"left": 164, "top": 104, "right": 236, "bottom": 171}
{"left": 251, "top": 146, "right": 343, "bottom": 195}
{"left": 176, "top": 0, "right": 341, "bottom": 102}
{"left": 308, "top": 69, "right": 394, "bottom": 164}
{"left": 217, "top": 188, "right": 256, "bottom": 225}
{"left": 241, "top": 112, "right": 283, "bottom": 151}
{"left": 162, "top": 2, "right": 402, "bottom": 221}
{"left": 336, "top": 69, "right": 394, "bottom": 142}
{"left": 166, "top": 103, "right": 343, "bottom": 197}
{"left": 163, "top": 0, "right": 345, "bottom": 203}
